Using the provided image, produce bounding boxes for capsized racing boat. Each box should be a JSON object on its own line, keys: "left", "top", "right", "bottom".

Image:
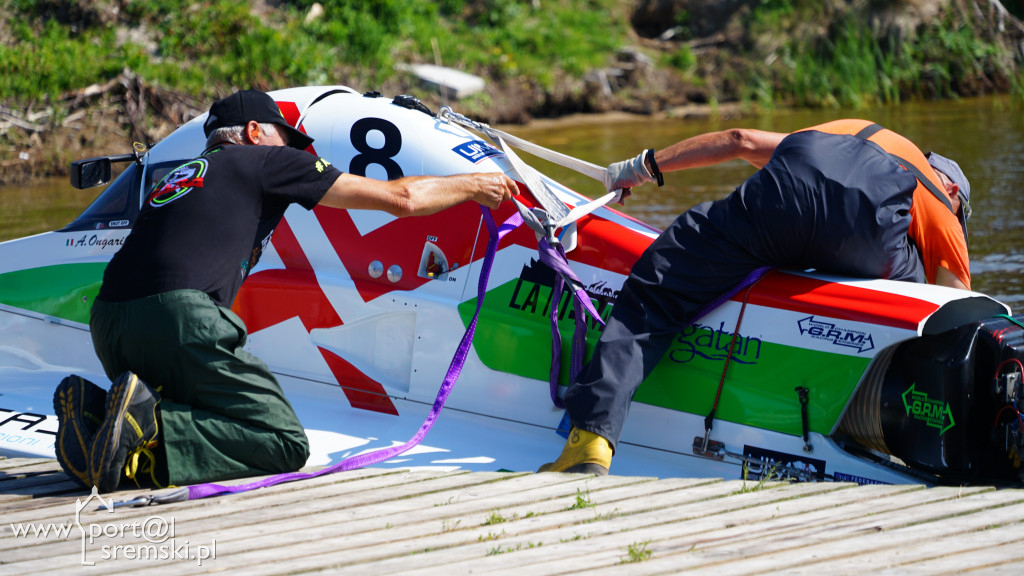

{"left": 2, "top": 86, "right": 1022, "bottom": 487}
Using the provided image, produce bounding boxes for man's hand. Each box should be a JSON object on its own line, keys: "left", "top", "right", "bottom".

{"left": 471, "top": 173, "right": 519, "bottom": 209}
{"left": 604, "top": 150, "right": 654, "bottom": 192}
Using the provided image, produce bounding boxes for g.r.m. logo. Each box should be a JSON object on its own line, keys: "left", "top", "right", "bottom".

{"left": 902, "top": 383, "right": 955, "bottom": 435}
{"left": 147, "top": 159, "right": 208, "bottom": 207}
{"left": 797, "top": 315, "right": 874, "bottom": 353}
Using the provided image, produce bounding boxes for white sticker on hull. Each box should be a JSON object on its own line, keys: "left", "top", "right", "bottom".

{"left": 0, "top": 408, "right": 57, "bottom": 457}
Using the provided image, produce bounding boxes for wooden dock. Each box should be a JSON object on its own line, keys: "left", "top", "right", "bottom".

{"left": 3, "top": 456, "right": 1024, "bottom": 574}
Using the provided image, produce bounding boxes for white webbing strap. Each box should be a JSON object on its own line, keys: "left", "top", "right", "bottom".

{"left": 493, "top": 132, "right": 572, "bottom": 224}
{"left": 438, "top": 107, "right": 623, "bottom": 250}
{"left": 438, "top": 107, "right": 622, "bottom": 405}
{"left": 483, "top": 124, "right": 607, "bottom": 182}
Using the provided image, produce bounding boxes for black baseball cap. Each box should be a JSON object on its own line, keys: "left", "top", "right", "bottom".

{"left": 203, "top": 90, "right": 314, "bottom": 150}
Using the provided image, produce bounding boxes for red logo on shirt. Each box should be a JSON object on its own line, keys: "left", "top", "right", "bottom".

{"left": 148, "top": 159, "right": 208, "bottom": 207}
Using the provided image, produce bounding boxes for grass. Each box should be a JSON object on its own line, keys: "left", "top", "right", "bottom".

{"left": 482, "top": 509, "right": 507, "bottom": 526}
{"left": 2, "top": 0, "right": 1016, "bottom": 114}
{"left": 568, "top": 487, "right": 595, "bottom": 510}
{"left": 735, "top": 2, "right": 1016, "bottom": 110}
{"left": 0, "top": 0, "right": 627, "bottom": 103}
{"left": 486, "top": 541, "right": 543, "bottom": 556}
{"left": 621, "top": 540, "right": 652, "bottom": 563}
{"left": 478, "top": 530, "right": 506, "bottom": 542}
{"left": 735, "top": 462, "right": 781, "bottom": 494}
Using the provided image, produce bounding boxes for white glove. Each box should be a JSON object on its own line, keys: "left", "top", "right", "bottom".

{"left": 603, "top": 150, "right": 654, "bottom": 192}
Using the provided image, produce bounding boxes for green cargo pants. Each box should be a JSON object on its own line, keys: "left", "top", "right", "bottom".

{"left": 90, "top": 289, "right": 309, "bottom": 486}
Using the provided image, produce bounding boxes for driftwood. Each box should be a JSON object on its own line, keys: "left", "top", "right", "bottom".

{"left": 0, "top": 69, "right": 204, "bottom": 183}
{"left": 64, "top": 69, "right": 204, "bottom": 144}
{"left": 0, "top": 107, "right": 47, "bottom": 134}
{"left": 2, "top": 69, "right": 203, "bottom": 145}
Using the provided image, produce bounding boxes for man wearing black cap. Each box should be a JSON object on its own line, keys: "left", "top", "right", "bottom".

{"left": 53, "top": 90, "right": 517, "bottom": 492}
{"left": 539, "top": 119, "right": 973, "bottom": 475}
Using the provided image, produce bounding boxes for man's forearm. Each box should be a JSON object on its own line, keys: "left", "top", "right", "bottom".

{"left": 654, "top": 129, "right": 787, "bottom": 173}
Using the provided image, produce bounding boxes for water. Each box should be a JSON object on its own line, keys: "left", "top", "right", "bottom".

{"left": 1, "top": 96, "right": 1021, "bottom": 309}
{"left": 0, "top": 176, "right": 100, "bottom": 241}
{"left": 503, "top": 97, "right": 1024, "bottom": 311}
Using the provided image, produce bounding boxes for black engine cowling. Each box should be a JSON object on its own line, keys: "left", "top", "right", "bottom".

{"left": 839, "top": 314, "right": 1024, "bottom": 484}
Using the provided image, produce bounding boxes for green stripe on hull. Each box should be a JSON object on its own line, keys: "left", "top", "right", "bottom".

{"left": 0, "top": 263, "right": 106, "bottom": 324}
{"left": 460, "top": 277, "right": 868, "bottom": 436}
{"left": 637, "top": 332, "right": 869, "bottom": 436}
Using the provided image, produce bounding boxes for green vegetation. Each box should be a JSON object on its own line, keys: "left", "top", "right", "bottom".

{"left": 736, "top": 1, "right": 1019, "bottom": 110}
{"left": 568, "top": 487, "right": 595, "bottom": 510}
{"left": 735, "top": 462, "right": 780, "bottom": 494}
{"left": 482, "top": 509, "right": 507, "bottom": 525}
{"left": 620, "top": 539, "right": 652, "bottom": 563}
{"left": 486, "top": 540, "right": 543, "bottom": 556}
{"left": 0, "top": 0, "right": 1020, "bottom": 126}
{"left": 0, "top": 0, "right": 627, "bottom": 103}
{"left": 477, "top": 529, "right": 506, "bottom": 542}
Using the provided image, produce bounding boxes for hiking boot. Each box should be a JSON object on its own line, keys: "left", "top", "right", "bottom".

{"left": 89, "top": 372, "right": 161, "bottom": 493}
{"left": 52, "top": 375, "right": 107, "bottom": 489}
{"left": 537, "top": 427, "right": 612, "bottom": 476}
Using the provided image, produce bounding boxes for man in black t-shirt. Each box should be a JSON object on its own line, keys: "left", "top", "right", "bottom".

{"left": 53, "top": 90, "right": 517, "bottom": 492}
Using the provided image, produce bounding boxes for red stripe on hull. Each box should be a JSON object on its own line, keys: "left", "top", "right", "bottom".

{"left": 744, "top": 272, "right": 938, "bottom": 330}
{"left": 319, "top": 349, "right": 400, "bottom": 415}
{"left": 234, "top": 220, "right": 399, "bottom": 415}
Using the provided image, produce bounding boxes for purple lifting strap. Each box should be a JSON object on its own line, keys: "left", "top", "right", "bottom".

{"left": 689, "top": 266, "right": 774, "bottom": 324}
{"left": 538, "top": 237, "right": 605, "bottom": 408}
{"left": 185, "top": 207, "right": 522, "bottom": 501}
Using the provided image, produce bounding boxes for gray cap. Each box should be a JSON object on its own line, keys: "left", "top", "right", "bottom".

{"left": 926, "top": 152, "right": 971, "bottom": 242}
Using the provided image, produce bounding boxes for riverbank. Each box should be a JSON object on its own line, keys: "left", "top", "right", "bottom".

{"left": 1, "top": 0, "right": 1023, "bottom": 185}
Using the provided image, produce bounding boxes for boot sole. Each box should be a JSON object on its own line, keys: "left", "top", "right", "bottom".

{"left": 562, "top": 463, "right": 609, "bottom": 476}
{"left": 90, "top": 373, "right": 148, "bottom": 493}
{"left": 53, "top": 376, "right": 105, "bottom": 489}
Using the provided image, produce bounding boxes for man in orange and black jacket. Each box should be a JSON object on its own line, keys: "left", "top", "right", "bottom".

{"left": 540, "top": 120, "right": 972, "bottom": 475}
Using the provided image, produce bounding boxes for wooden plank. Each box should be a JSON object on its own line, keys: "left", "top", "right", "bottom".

{"left": 4, "top": 467, "right": 435, "bottom": 531}
{"left": 377, "top": 482, "right": 870, "bottom": 576}
{"left": 910, "top": 552, "right": 1024, "bottom": 575}
{"left": 0, "top": 458, "right": 57, "bottom": 471}
{"left": 272, "top": 481, "right": 845, "bottom": 576}
{"left": 388, "top": 483, "right": 986, "bottom": 575}
{"left": 561, "top": 487, "right": 976, "bottom": 573}
{"left": 769, "top": 521, "right": 1024, "bottom": 574}
{"left": 0, "top": 476, "right": 83, "bottom": 503}
{"left": 2, "top": 456, "right": 1022, "bottom": 576}
{"left": 641, "top": 491, "right": 1024, "bottom": 574}
{"left": 0, "top": 459, "right": 62, "bottom": 477}
{"left": 702, "top": 503, "right": 1024, "bottom": 575}
{"left": 2, "top": 469, "right": 485, "bottom": 568}
{"left": 47, "top": 473, "right": 660, "bottom": 575}
{"left": 567, "top": 485, "right": 997, "bottom": 575}
{"left": 7, "top": 471, "right": 554, "bottom": 574}
{"left": 0, "top": 470, "right": 78, "bottom": 492}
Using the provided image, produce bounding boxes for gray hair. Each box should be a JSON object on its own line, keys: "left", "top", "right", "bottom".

{"left": 205, "top": 122, "right": 280, "bottom": 147}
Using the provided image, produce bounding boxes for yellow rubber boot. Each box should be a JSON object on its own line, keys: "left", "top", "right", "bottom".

{"left": 537, "top": 428, "right": 612, "bottom": 476}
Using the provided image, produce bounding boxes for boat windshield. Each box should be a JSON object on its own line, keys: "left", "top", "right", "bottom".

{"left": 61, "top": 158, "right": 192, "bottom": 233}
{"left": 60, "top": 161, "right": 142, "bottom": 233}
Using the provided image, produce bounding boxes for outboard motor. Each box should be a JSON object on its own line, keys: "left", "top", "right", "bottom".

{"left": 840, "top": 314, "right": 1024, "bottom": 484}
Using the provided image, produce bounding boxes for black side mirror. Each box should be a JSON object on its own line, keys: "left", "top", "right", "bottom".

{"left": 70, "top": 157, "right": 112, "bottom": 189}
{"left": 69, "top": 153, "right": 139, "bottom": 189}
